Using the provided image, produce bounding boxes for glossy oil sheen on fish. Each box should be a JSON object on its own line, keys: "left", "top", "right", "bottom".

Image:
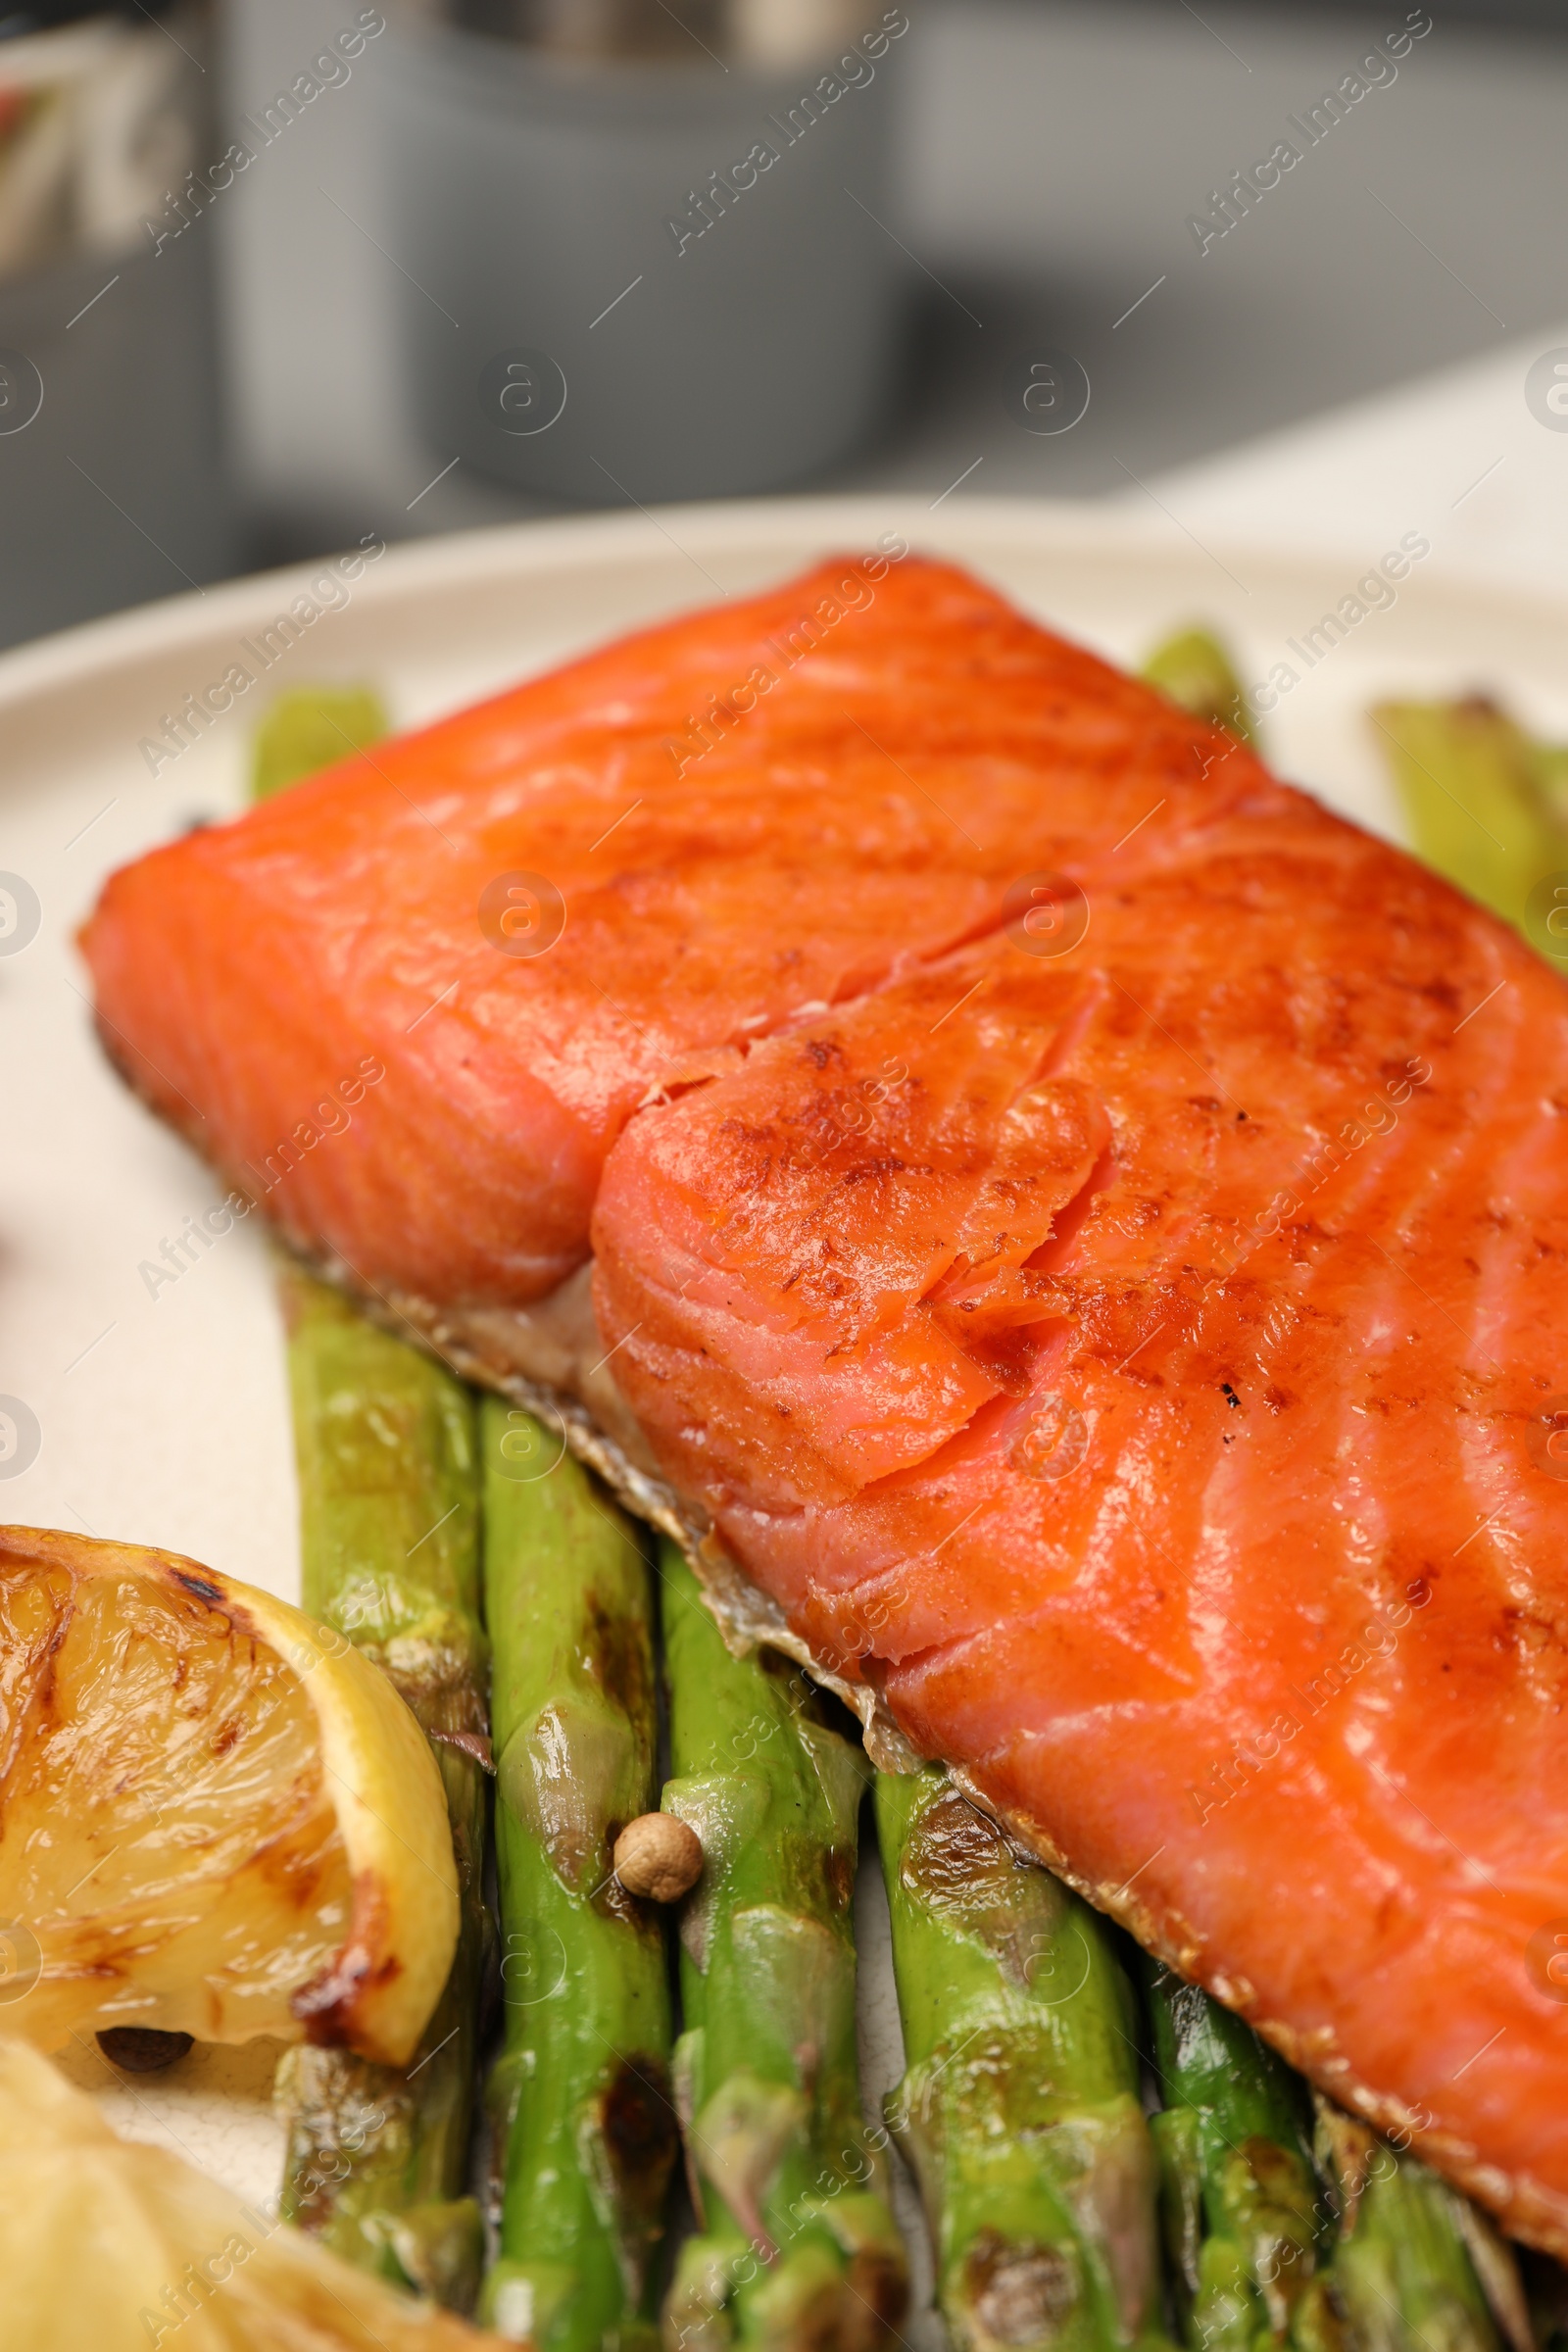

{"left": 80, "top": 553, "right": 1568, "bottom": 2256}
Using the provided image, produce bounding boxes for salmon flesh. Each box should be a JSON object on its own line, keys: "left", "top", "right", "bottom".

{"left": 81, "top": 553, "right": 1568, "bottom": 2252}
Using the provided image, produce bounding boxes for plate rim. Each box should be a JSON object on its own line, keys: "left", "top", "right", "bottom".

{"left": 5, "top": 491, "right": 1567, "bottom": 719}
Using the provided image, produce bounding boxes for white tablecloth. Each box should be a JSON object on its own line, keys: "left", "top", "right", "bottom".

{"left": 1150, "top": 325, "right": 1568, "bottom": 604}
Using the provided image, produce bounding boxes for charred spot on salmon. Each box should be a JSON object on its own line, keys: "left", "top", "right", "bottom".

{"left": 962, "top": 2229, "right": 1077, "bottom": 2348}
{"left": 1222, "top": 1382, "right": 1243, "bottom": 1408}
{"left": 716, "top": 1116, "right": 779, "bottom": 1151}
{"left": 956, "top": 1326, "right": 1057, "bottom": 1398}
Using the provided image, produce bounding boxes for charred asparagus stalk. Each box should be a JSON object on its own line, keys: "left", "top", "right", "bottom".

{"left": 1309, "top": 2096, "right": 1528, "bottom": 2352}
{"left": 254, "top": 693, "right": 490, "bottom": 2311}
{"left": 1143, "top": 627, "right": 1257, "bottom": 747}
{"left": 876, "top": 1764, "right": 1171, "bottom": 2352}
{"left": 657, "top": 1543, "right": 905, "bottom": 2352}
{"left": 273, "top": 1267, "right": 489, "bottom": 2310}
{"left": 480, "top": 1400, "right": 677, "bottom": 2351}
{"left": 1141, "top": 1955, "right": 1531, "bottom": 2352}
{"left": 1140, "top": 1957, "right": 1324, "bottom": 2352}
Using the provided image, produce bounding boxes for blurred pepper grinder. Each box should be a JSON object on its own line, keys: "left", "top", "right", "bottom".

{"left": 0, "top": 0, "right": 234, "bottom": 651}
{"left": 384, "top": 0, "right": 908, "bottom": 503}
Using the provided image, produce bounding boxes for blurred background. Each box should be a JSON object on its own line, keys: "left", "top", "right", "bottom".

{"left": 2, "top": 0, "right": 1566, "bottom": 651}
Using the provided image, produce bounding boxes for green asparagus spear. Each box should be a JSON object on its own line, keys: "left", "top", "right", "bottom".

{"left": 877, "top": 1764, "right": 1172, "bottom": 2352}
{"left": 1143, "top": 628, "right": 1258, "bottom": 747}
{"left": 1140, "top": 1959, "right": 1533, "bottom": 2352}
{"left": 252, "top": 683, "right": 389, "bottom": 800}
{"left": 1308, "top": 2098, "right": 1529, "bottom": 2352}
{"left": 1531, "top": 744, "right": 1568, "bottom": 832}
{"left": 658, "top": 1544, "right": 906, "bottom": 2352}
{"left": 1369, "top": 697, "right": 1568, "bottom": 935}
{"left": 272, "top": 1267, "right": 489, "bottom": 2309}
{"left": 255, "top": 695, "right": 488, "bottom": 2309}
{"left": 480, "top": 1400, "right": 677, "bottom": 2352}
{"left": 1140, "top": 1959, "right": 1324, "bottom": 2352}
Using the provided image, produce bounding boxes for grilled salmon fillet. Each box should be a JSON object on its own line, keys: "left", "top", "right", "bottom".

{"left": 82, "top": 549, "right": 1274, "bottom": 1308}
{"left": 80, "top": 555, "right": 1568, "bottom": 2252}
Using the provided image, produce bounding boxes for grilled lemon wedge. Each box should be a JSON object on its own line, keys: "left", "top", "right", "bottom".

{"left": 0, "top": 1526, "right": 458, "bottom": 2067}
{"left": 0, "top": 2037, "right": 509, "bottom": 2349}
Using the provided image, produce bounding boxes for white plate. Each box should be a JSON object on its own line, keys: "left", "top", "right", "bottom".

{"left": 4, "top": 494, "right": 1566, "bottom": 2277}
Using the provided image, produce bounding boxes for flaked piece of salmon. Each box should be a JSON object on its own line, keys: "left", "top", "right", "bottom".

{"left": 591, "top": 792, "right": 1568, "bottom": 2256}
{"left": 80, "top": 555, "right": 1568, "bottom": 2255}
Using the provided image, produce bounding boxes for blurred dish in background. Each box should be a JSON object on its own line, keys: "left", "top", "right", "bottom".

{"left": 0, "top": 7, "right": 190, "bottom": 279}
{"left": 386, "top": 0, "right": 908, "bottom": 503}
{"left": 0, "top": 3, "right": 234, "bottom": 652}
